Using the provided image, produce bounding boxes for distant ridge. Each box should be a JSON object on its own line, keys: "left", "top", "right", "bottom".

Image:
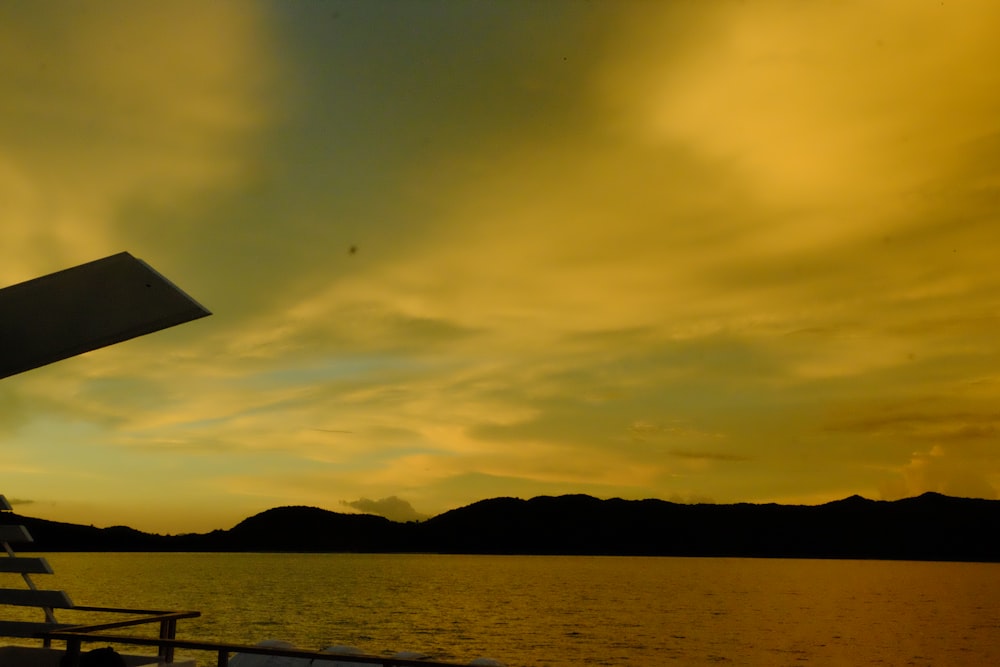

{"left": 6, "top": 493, "right": 999, "bottom": 562}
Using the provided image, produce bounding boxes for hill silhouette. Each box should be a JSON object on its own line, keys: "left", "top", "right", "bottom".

{"left": 5, "top": 493, "right": 999, "bottom": 562}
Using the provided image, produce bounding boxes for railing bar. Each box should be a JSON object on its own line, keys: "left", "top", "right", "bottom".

{"left": 42, "top": 631, "right": 473, "bottom": 667}
{"left": 70, "top": 606, "right": 200, "bottom": 617}
{"left": 56, "top": 610, "right": 200, "bottom": 634}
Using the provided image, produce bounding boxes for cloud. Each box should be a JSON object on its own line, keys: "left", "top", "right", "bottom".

{"left": 627, "top": 419, "right": 727, "bottom": 444}
{"left": 0, "top": 0, "right": 277, "bottom": 285}
{"left": 880, "top": 445, "right": 997, "bottom": 500}
{"left": 342, "top": 496, "right": 428, "bottom": 523}
{"left": 825, "top": 392, "right": 1000, "bottom": 445}
{"left": 2, "top": 498, "right": 35, "bottom": 507}
{"left": 669, "top": 450, "right": 749, "bottom": 463}
{"left": 605, "top": 0, "right": 1000, "bottom": 214}
{"left": 589, "top": 0, "right": 1000, "bottom": 356}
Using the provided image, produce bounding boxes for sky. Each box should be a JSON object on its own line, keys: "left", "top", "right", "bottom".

{"left": 2, "top": 0, "right": 1000, "bottom": 534}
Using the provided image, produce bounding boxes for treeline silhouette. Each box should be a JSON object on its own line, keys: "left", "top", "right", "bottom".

{"left": 7, "top": 492, "right": 999, "bottom": 562}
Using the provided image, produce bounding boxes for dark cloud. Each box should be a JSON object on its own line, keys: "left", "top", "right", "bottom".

{"left": 825, "top": 400, "right": 1000, "bottom": 443}
{"left": 342, "top": 496, "right": 428, "bottom": 523}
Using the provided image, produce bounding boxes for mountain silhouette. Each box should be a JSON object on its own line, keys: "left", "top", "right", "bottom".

{"left": 5, "top": 493, "right": 998, "bottom": 562}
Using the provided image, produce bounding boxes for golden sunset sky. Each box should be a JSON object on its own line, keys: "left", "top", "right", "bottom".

{"left": 2, "top": 0, "right": 999, "bottom": 533}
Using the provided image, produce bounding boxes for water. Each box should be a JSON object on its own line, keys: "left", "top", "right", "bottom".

{"left": 8, "top": 554, "right": 1000, "bottom": 666}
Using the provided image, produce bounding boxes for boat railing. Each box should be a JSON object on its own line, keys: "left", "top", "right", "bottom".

{"left": 42, "top": 628, "right": 487, "bottom": 667}
{"left": 2, "top": 500, "right": 201, "bottom": 663}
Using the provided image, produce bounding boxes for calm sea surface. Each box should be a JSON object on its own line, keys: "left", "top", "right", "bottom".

{"left": 12, "top": 554, "right": 1000, "bottom": 666}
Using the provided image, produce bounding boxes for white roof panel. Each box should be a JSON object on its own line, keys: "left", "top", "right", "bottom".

{"left": 0, "top": 252, "right": 211, "bottom": 379}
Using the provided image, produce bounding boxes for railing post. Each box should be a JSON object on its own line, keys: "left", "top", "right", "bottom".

{"left": 64, "top": 637, "right": 82, "bottom": 667}
{"left": 217, "top": 649, "right": 229, "bottom": 667}
{"left": 160, "top": 617, "right": 178, "bottom": 662}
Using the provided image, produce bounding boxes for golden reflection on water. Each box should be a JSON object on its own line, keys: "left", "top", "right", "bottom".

{"left": 14, "top": 554, "right": 1000, "bottom": 666}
